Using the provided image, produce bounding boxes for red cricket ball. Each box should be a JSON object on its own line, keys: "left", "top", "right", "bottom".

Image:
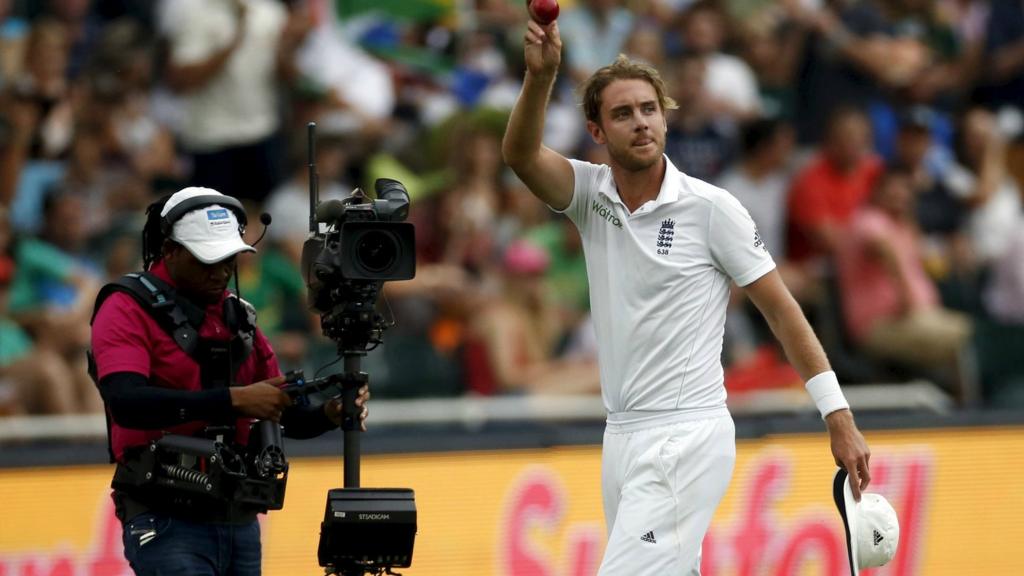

{"left": 527, "top": 0, "right": 560, "bottom": 25}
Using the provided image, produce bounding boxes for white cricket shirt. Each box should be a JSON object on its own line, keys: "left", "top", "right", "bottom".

{"left": 160, "top": 0, "right": 285, "bottom": 151}
{"left": 561, "top": 157, "right": 775, "bottom": 419}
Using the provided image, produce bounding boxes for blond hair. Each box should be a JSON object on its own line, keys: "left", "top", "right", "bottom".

{"left": 578, "top": 55, "right": 678, "bottom": 125}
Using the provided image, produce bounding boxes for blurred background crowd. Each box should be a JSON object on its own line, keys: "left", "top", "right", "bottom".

{"left": 1, "top": 0, "right": 1023, "bottom": 419}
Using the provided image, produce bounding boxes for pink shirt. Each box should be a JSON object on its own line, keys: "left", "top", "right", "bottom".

{"left": 837, "top": 207, "right": 938, "bottom": 342}
{"left": 91, "top": 261, "right": 281, "bottom": 461}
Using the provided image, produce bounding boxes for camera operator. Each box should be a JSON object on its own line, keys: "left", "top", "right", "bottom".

{"left": 90, "top": 186, "right": 369, "bottom": 576}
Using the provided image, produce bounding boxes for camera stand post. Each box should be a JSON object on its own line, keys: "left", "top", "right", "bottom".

{"left": 334, "top": 352, "right": 366, "bottom": 576}
{"left": 339, "top": 353, "right": 368, "bottom": 489}
{"left": 315, "top": 345, "right": 416, "bottom": 576}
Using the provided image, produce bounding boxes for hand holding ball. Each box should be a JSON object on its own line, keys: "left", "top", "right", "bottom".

{"left": 522, "top": 0, "right": 562, "bottom": 75}
{"left": 527, "top": 0, "right": 560, "bottom": 25}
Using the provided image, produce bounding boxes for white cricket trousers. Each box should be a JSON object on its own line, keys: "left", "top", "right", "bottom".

{"left": 598, "top": 409, "right": 735, "bottom": 575}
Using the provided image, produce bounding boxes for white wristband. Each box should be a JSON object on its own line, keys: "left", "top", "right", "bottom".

{"left": 805, "top": 371, "right": 849, "bottom": 419}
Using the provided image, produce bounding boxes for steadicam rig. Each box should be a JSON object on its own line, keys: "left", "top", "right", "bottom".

{"left": 299, "top": 123, "right": 418, "bottom": 576}
{"left": 111, "top": 427, "right": 288, "bottom": 513}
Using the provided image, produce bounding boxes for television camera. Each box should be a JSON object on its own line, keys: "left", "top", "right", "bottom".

{"left": 293, "top": 123, "right": 418, "bottom": 576}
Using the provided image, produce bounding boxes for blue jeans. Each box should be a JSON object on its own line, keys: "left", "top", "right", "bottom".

{"left": 121, "top": 512, "right": 262, "bottom": 576}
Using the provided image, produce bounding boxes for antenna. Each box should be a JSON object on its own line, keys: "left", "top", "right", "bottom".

{"left": 308, "top": 122, "right": 318, "bottom": 234}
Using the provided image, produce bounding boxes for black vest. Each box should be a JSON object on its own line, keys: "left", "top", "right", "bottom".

{"left": 88, "top": 271, "right": 257, "bottom": 461}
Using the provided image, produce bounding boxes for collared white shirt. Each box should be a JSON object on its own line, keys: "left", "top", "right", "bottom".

{"left": 561, "top": 157, "right": 775, "bottom": 416}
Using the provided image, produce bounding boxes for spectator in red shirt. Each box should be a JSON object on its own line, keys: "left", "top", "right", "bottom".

{"left": 787, "top": 106, "right": 883, "bottom": 265}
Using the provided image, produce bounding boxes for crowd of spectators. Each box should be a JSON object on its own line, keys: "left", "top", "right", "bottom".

{"left": 1, "top": 0, "right": 1023, "bottom": 417}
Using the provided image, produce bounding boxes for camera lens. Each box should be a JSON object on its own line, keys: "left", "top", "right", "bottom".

{"left": 355, "top": 230, "right": 398, "bottom": 274}
{"left": 338, "top": 222, "right": 414, "bottom": 281}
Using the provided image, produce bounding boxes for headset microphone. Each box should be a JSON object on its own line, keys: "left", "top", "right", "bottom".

{"left": 234, "top": 212, "right": 271, "bottom": 298}
{"left": 250, "top": 212, "right": 273, "bottom": 248}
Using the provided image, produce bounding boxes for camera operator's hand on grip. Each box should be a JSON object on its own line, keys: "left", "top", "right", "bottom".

{"left": 323, "top": 385, "right": 371, "bottom": 431}
{"left": 230, "top": 376, "right": 292, "bottom": 422}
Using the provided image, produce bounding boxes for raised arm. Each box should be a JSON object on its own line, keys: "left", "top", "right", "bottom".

{"left": 743, "top": 269, "right": 872, "bottom": 499}
{"left": 502, "top": 20, "right": 575, "bottom": 211}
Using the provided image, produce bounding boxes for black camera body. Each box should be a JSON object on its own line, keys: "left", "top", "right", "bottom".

{"left": 303, "top": 178, "right": 415, "bottom": 288}
{"left": 301, "top": 179, "right": 416, "bottom": 351}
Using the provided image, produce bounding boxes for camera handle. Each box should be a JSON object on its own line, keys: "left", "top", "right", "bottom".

{"left": 281, "top": 358, "right": 367, "bottom": 488}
